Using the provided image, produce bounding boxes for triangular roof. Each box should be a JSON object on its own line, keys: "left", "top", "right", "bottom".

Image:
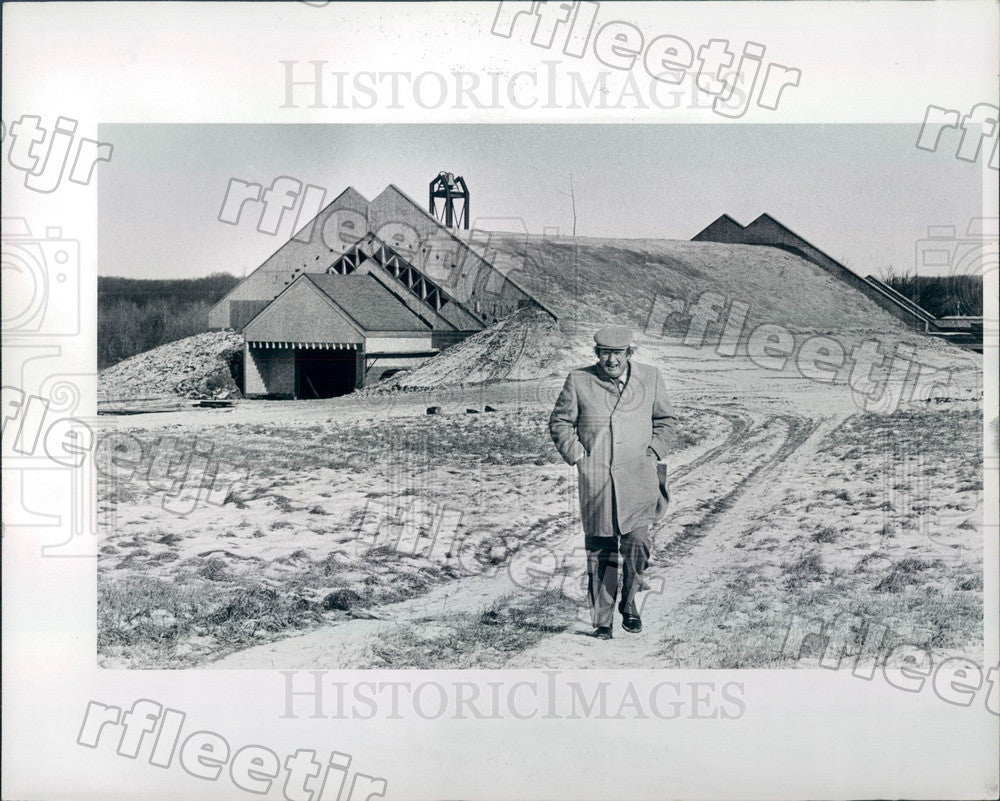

{"left": 327, "top": 232, "right": 485, "bottom": 330}
{"left": 302, "top": 273, "right": 431, "bottom": 332}
{"left": 212, "top": 181, "right": 553, "bottom": 330}
{"left": 209, "top": 185, "right": 371, "bottom": 324}
{"left": 243, "top": 272, "right": 432, "bottom": 337}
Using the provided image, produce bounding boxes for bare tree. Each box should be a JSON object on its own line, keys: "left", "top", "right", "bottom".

{"left": 556, "top": 174, "right": 577, "bottom": 237}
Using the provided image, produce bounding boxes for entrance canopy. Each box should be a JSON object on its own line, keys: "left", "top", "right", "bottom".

{"left": 247, "top": 341, "right": 359, "bottom": 350}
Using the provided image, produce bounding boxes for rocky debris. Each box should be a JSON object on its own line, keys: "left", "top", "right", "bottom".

{"left": 99, "top": 330, "right": 244, "bottom": 402}
{"left": 368, "top": 306, "right": 576, "bottom": 392}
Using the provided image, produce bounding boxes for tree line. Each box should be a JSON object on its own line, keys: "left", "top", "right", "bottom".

{"left": 882, "top": 273, "right": 982, "bottom": 318}
{"left": 98, "top": 273, "right": 239, "bottom": 369}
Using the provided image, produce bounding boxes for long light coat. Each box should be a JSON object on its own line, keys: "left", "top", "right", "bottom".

{"left": 549, "top": 361, "right": 678, "bottom": 537}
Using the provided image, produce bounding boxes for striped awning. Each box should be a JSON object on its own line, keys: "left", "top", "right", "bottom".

{"left": 247, "top": 341, "right": 359, "bottom": 350}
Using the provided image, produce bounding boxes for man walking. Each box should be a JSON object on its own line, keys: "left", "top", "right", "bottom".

{"left": 549, "top": 327, "right": 677, "bottom": 639}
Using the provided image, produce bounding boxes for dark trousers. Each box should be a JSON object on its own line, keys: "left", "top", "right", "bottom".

{"left": 585, "top": 526, "right": 651, "bottom": 628}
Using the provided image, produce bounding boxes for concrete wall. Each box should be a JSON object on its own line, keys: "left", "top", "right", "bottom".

{"left": 244, "top": 344, "right": 295, "bottom": 397}
{"left": 365, "top": 354, "right": 430, "bottom": 383}
{"left": 431, "top": 330, "right": 473, "bottom": 350}
{"left": 230, "top": 300, "right": 271, "bottom": 331}
{"left": 246, "top": 344, "right": 432, "bottom": 395}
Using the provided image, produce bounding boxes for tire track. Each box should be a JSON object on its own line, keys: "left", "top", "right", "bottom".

{"left": 210, "top": 405, "right": 834, "bottom": 670}
{"left": 506, "top": 410, "right": 834, "bottom": 668}
{"left": 658, "top": 412, "right": 820, "bottom": 561}
{"left": 668, "top": 406, "right": 755, "bottom": 482}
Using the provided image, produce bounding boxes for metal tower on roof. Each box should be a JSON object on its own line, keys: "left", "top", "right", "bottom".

{"left": 429, "top": 171, "right": 470, "bottom": 230}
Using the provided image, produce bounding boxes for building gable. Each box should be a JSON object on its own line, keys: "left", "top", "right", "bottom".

{"left": 326, "top": 234, "right": 485, "bottom": 331}
{"left": 691, "top": 214, "right": 747, "bottom": 242}
{"left": 243, "top": 277, "right": 364, "bottom": 345}
{"left": 212, "top": 181, "right": 556, "bottom": 332}
{"left": 209, "top": 186, "right": 371, "bottom": 329}
{"left": 304, "top": 273, "right": 433, "bottom": 333}
{"left": 689, "top": 212, "right": 964, "bottom": 337}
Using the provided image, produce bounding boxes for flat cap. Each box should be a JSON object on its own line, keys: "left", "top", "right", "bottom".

{"left": 594, "top": 326, "right": 633, "bottom": 349}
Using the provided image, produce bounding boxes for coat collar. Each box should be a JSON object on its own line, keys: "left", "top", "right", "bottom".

{"left": 593, "top": 360, "right": 631, "bottom": 388}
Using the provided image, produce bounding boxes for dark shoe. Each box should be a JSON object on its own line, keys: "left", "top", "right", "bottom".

{"left": 622, "top": 615, "right": 642, "bottom": 633}
{"left": 592, "top": 626, "right": 613, "bottom": 640}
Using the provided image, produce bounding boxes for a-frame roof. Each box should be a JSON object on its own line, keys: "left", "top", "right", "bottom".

{"left": 303, "top": 273, "right": 431, "bottom": 333}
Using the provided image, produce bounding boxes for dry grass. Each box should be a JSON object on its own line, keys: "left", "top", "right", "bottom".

{"left": 98, "top": 395, "right": 981, "bottom": 670}
{"left": 100, "top": 405, "right": 722, "bottom": 668}
{"left": 363, "top": 591, "right": 579, "bottom": 669}
{"left": 98, "top": 542, "right": 455, "bottom": 667}
{"left": 655, "top": 569, "right": 982, "bottom": 669}
{"left": 656, "top": 407, "right": 984, "bottom": 668}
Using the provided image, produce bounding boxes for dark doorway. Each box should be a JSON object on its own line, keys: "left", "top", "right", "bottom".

{"left": 295, "top": 349, "right": 358, "bottom": 399}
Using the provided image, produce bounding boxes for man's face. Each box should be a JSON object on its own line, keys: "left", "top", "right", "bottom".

{"left": 596, "top": 347, "right": 628, "bottom": 379}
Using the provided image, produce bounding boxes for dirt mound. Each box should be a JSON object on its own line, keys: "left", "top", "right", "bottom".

{"left": 98, "top": 330, "right": 244, "bottom": 402}
{"left": 478, "top": 234, "right": 944, "bottom": 338}
{"left": 371, "top": 306, "right": 582, "bottom": 390}
{"left": 377, "top": 233, "right": 979, "bottom": 393}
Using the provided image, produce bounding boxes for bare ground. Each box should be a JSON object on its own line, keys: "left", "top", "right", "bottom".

{"left": 97, "top": 349, "right": 984, "bottom": 670}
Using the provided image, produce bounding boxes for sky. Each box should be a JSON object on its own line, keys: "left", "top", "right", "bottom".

{"left": 98, "top": 123, "right": 985, "bottom": 280}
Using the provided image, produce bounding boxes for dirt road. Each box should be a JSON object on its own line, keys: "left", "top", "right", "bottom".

{"left": 209, "top": 403, "right": 843, "bottom": 669}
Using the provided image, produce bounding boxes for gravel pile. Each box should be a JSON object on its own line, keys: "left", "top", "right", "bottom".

{"left": 98, "top": 331, "right": 244, "bottom": 402}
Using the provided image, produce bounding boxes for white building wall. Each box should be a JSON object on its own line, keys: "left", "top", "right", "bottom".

{"left": 244, "top": 346, "right": 296, "bottom": 397}
{"left": 365, "top": 335, "right": 435, "bottom": 353}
